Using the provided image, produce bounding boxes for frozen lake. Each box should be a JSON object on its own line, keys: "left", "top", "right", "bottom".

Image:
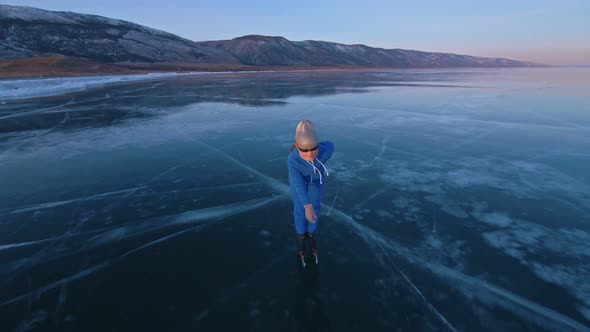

{"left": 1, "top": 68, "right": 589, "bottom": 331}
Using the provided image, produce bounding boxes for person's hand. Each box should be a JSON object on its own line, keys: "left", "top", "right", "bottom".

{"left": 304, "top": 204, "right": 317, "bottom": 223}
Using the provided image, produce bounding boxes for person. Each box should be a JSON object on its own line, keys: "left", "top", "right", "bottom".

{"left": 288, "top": 120, "right": 334, "bottom": 268}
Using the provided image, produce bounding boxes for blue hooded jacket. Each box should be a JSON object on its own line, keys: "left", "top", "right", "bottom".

{"left": 288, "top": 141, "right": 335, "bottom": 206}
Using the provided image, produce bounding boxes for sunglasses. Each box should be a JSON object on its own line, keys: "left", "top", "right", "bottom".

{"left": 297, "top": 145, "right": 318, "bottom": 153}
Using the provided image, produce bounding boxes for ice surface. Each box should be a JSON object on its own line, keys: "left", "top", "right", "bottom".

{"left": 1, "top": 196, "right": 279, "bottom": 306}
{"left": 203, "top": 139, "right": 590, "bottom": 331}
{"left": 477, "top": 210, "right": 590, "bottom": 322}
{"left": 1, "top": 68, "right": 589, "bottom": 331}
{"left": 0, "top": 72, "right": 198, "bottom": 101}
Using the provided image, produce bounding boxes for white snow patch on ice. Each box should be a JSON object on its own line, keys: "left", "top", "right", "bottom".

{"left": 0, "top": 72, "right": 199, "bottom": 101}
{"left": 476, "top": 211, "right": 513, "bottom": 227}
{"left": 475, "top": 208, "right": 590, "bottom": 322}
{"left": 199, "top": 142, "right": 590, "bottom": 331}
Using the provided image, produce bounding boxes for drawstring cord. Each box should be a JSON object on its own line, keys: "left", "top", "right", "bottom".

{"left": 315, "top": 158, "right": 329, "bottom": 177}
{"left": 306, "top": 158, "right": 330, "bottom": 184}
{"left": 306, "top": 160, "right": 318, "bottom": 184}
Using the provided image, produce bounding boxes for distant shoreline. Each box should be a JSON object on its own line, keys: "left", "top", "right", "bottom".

{"left": 0, "top": 56, "right": 550, "bottom": 79}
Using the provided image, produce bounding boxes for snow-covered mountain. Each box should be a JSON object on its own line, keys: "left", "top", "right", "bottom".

{"left": 0, "top": 5, "right": 239, "bottom": 64}
{"left": 202, "top": 35, "right": 535, "bottom": 67}
{"left": 1, "top": 5, "right": 537, "bottom": 70}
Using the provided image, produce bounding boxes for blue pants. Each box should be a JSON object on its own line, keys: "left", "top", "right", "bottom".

{"left": 291, "top": 183, "right": 323, "bottom": 235}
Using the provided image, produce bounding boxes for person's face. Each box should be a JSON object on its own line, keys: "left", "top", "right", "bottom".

{"left": 297, "top": 145, "right": 319, "bottom": 161}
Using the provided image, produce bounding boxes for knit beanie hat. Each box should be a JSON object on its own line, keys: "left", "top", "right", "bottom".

{"left": 294, "top": 120, "right": 318, "bottom": 149}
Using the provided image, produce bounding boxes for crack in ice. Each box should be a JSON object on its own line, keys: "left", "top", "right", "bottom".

{"left": 0, "top": 196, "right": 280, "bottom": 307}
{"left": 201, "top": 141, "right": 590, "bottom": 332}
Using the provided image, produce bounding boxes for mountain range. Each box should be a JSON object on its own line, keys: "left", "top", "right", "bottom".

{"left": 0, "top": 5, "right": 538, "bottom": 76}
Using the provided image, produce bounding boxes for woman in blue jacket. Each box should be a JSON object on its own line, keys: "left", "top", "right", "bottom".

{"left": 288, "top": 120, "right": 334, "bottom": 267}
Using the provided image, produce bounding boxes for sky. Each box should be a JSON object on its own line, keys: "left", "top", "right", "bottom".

{"left": 3, "top": 0, "right": 590, "bottom": 65}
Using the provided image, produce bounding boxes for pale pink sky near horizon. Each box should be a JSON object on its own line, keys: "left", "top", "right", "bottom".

{"left": 3, "top": 0, "right": 590, "bottom": 65}
{"left": 412, "top": 47, "right": 590, "bottom": 66}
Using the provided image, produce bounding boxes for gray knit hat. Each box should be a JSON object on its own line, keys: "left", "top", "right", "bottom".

{"left": 294, "top": 120, "right": 318, "bottom": 149}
